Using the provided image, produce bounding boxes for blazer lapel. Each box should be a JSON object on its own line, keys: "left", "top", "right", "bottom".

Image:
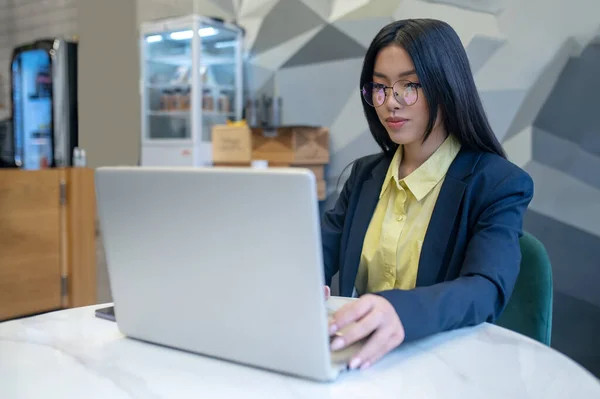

{"left": 416, "top": 176, "right": 466, "bottom": 286}
{"left": 416, "top": 149, "right": 481, "bottom": 286}
{"left": 340, "top": 158, "right": 390, "bottom": 296}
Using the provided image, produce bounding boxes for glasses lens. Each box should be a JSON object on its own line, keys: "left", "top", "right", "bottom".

{"left": 362, "top": 83, "right": 386, "bottom": 107}
{"left": 393, "top": 81, "right": 418, "bottom": 106}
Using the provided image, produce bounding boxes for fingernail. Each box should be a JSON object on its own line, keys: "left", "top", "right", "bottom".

{"left": 329, "top": 324, "right": 338, "bottom": 334}
{"left": 360, "top": 361, "right": 371, "bottom": 370}
{"left": 331, "top": 338, "right": 344, "bottom": 351}
{"left": 349, "top": 357, "right": 361, "bottom": 369}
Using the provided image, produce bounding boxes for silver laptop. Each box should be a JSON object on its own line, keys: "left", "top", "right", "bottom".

{"left": 95, "top": 166, "right": 363, "bottom": 382}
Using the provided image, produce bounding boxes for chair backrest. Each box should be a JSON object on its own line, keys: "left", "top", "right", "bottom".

{"left": 496, "top": 232, "right": 553, "bottom": 345}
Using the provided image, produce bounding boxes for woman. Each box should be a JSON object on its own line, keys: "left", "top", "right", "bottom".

{"left": 321, "top": 19, "right": 534, "bottom": 370}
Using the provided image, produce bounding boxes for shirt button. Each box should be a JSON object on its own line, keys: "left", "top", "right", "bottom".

{"left": 397, "top": 215, "right": 405, "bottom": 222}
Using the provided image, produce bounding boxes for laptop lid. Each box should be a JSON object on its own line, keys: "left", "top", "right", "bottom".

{"left": 95, "top": 166, "right": 335, "bottom": 381}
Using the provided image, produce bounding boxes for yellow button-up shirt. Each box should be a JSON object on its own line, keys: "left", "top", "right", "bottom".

{"left": 355, "top": 134, "right": 461, "bottom": 294}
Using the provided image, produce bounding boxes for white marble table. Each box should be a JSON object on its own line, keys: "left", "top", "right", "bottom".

{"left": 1, "top": 304, "right": 599, "bottom": 399}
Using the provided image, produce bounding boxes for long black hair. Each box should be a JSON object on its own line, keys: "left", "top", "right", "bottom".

{"left": 360, "top": 19, "right": 506, "bottom": 159}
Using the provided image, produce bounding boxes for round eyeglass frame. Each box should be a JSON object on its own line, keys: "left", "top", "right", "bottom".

{"left": 361, "top": 80, "right": 422, "bottom": 108}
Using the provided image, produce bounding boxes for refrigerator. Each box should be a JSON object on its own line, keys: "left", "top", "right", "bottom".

{"left": 0, "top": 118, "right": 13, "bottom": 167}
{"left": 140, "top": 15, "right": 244, "bottom": 167}
{"left": 11, "top": 39, "right": 78, "bottom": 169}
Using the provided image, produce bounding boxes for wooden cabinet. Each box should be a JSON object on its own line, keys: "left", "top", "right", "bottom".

{"left": 0, "top": 168, "right": 97, "bottom": 321}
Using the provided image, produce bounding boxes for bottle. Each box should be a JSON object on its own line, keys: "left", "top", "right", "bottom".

{"left": 73, "top": 147, "right": 87, "bottom": 167}
{"left": 261, "top": 95, "right": 268, "bottom": 127}
{"left": 176, "top": 88, "right": 188, "bottom": 110}
{"left": 254, "top": 99, "right": 260, "bottom": 125}
{"left": 161, "top": 90, "right": 170, "bottom": 110}
{"left": 246, "top": 98, "right": 257, "bottom": 126}
{"left": 271, "top": 96, "right": 282, "bottom": 127}
{"left": 262, "top": 95, "right": 273, "bottom": 127}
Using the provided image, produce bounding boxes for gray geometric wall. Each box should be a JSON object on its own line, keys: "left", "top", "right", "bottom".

{"left": 522, "top": 41, "right": 600, "bottom": 376}
{"left": 239, "top": 0, "right": 512, "bottom": 199}
{"left": 138, "top": 0, "right": 600, "bottom": 376}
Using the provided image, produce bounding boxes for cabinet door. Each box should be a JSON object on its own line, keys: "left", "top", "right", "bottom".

{"left": 0, "top": 170, "right": 61, "bottom": 320}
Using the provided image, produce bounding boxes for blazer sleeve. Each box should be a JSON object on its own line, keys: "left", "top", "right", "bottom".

{"left": 321, "top": 161, "right": 360, "bottom": 286}
{"left": 376, "top": 169, "right": 534, "bottom": 342}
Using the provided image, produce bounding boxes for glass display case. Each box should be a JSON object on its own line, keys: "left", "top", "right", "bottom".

{"left": 140, "top": 15, "right": 243, "bottom": 166}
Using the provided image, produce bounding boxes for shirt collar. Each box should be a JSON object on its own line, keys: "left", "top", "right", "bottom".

{"left": 379, "top": 134, "right": 461, "bottom": 201}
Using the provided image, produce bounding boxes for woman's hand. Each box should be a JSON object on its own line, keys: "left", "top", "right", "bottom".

{"left": 329, "top": 294, "right": 405, "bottom": 370}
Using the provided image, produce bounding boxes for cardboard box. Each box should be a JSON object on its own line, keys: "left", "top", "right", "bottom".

{"left": 251, "top": 128, "right": 293, "bottom": 164}
{"left": 252, "top": 126, "right": 329, "bottom": 165}
{"left": 299, "top": 165, "right": 324, "bottom": 181}
{"left": 212, "top": 125, "right": 252, "bottom": 164}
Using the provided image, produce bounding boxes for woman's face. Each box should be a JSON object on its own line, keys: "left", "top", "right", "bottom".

{"left": 371, "top": 45, "right": 437, "bottom": 146}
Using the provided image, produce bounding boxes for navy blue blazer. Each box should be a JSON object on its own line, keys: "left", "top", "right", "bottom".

{"left": 321, "top": 147, "right": 534, "bottom": 342}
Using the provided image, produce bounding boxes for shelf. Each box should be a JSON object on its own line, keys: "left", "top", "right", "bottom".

{"left": 147, "top": 55, "right": 235, "bottom": 66}
{"left": 146, "top": 83, "right": 234, "bottom": 91}
{"left": 202, "top": 110, "right": 235, "bottom": 118}
{"left": 203, "top": 84, "right": 235, "bottom": 91}
{"left": 148, "top": 110, "right": 235, "bottom": 117}
{"left": 146, "top": 55, "right": 191, "bottom": 66}
{"left": 204, "top": 110, "right": 235, "bottom": 117}
{"left": 147, "top": 83, "right": 191, "bottom": 90}
{"left": 28, "top": 94, "right": 51, "bottom": 100}
{"left": 31, "top": 138, "right": 51, "bottom": 145}
{"left": 148, "top": 110, "right": 190, "bottom": 117}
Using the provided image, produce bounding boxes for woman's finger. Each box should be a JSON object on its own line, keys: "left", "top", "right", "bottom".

{"left": 358, "top": 329, "right": 404, "bottom": 370}
{"left": 329, "top": 295, "right": 376, "bottom": 335}
{"left": 348, "top": 325, "right": 396, "bottom": 370}
{"left": 330, "top": 307, "right": 382, "bottom": 351}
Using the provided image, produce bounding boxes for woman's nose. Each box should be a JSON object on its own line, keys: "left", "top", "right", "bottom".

{"left": 386, "top": 91, "right": 403, "bottom": 110}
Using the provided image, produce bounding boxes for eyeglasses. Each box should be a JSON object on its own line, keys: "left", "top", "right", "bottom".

{"left": 361, "top": 80, "right": 422, "bottom": 108}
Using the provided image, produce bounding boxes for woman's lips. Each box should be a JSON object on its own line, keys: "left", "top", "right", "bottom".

{"left": 386, "top": 117, "right": 408, "bottom": 129}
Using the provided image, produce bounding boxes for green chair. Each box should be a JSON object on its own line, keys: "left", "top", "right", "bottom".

{"left": 496, "top": 231, "right": 553, "bottom": 345}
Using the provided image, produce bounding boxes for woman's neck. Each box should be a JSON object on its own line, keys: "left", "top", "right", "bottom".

{"left": 399, "top": 127, "right": 448, "bottom": 178}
